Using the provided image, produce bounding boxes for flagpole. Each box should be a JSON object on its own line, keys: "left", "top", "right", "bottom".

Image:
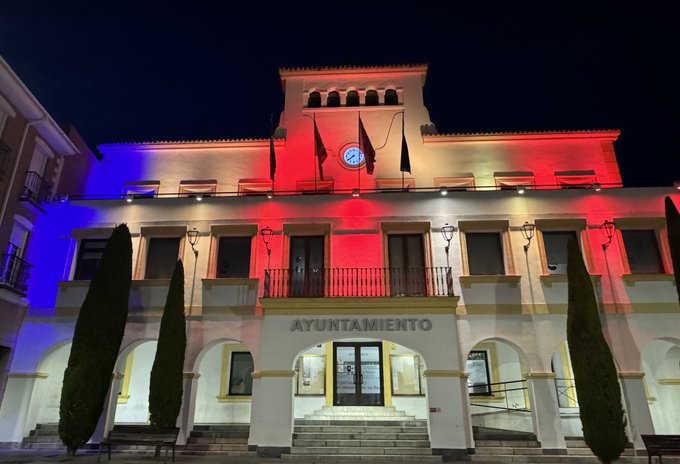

{"left": 401, "top": 112, "right": 405, "bottom": 191}
{"left": 313, "top": 113, "right": 317, "bottom": 192}
{"left": 357, "top": 112, "right": 361, "bottom": 193}
{"left": 270, "top": 113, "right": 275, "bottom": 192}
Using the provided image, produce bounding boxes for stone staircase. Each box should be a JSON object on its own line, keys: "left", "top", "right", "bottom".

{"left": 21, "top": 423, "right": 65, "bottom": 450}
{"left": 285, "top": 406, "right": 441, "bottom": 461}
{"left": 182, "top": 424, "right": 255, "bottom": 456}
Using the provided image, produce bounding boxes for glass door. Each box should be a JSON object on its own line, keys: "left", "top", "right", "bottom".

{"left": 289, "top": 236, "right": 325, "bottom": 296}
{"left": 333, "top": 342, "right": 383, "bottom": 406}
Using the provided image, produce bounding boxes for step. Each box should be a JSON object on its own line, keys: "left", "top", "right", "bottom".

{"left": 295, "top": 425, "right": 426, "bottom": 433}
{"left": 296, "top": 419, "right": 426, "bottom": 427}
{"left": 178, "top": 450, "right": 257, "bottom": 457}
{"left": 475, "top": 446, "right": 544, "bottom": 455}
{"left": 181, "top": 443, "right": 250, "bottom": 452}
{"left": 290, "top": 446, "right": 436, "bottom": 455}
{"left": 293, "top": 439, "right": 430, "bottom": 448}
{"left": 475, "top": 440, "right": 540, "bottom": 447}
{"left": 186, "top": 437, "right": 248, "bottom": 444}
{"left": 282, "top": 454, "right": 442, "bottom": 462}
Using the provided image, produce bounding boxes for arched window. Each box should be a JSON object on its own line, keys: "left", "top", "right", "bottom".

{"left": 308, "top": 91, "right": 321, "bottom": 108}
{"left": 327, "top": 91, "right": 340, "bottom": 107}
{"left": 385, "top": 89, "right": 398, "bottom": 105}
{"left": 346, "top": 90, "right": 359, "bottom": 107}
{"left": 365, "top": 90, "right": 379, "bottom": 106}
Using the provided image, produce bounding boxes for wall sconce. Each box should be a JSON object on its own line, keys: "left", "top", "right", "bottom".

{"left": 593, "top": 183, "right": 602, "bottom": 192}
{"left": 352, "top": 188, "right": 360, "bottom": 198}
{"left": 520, "top": 221, "right": 535, "bottom": 252}
{"left": 439, "top": 187, "right": 448, "bottom": 196}
{"left": 187, "top": 228, "right": 200, "bottom": 257}
{"left": 516, "top": 185, "right": 526, "bottom": 195}
{"left": 260, "top": 226, "right": 273, "bottom": 269}
{"left": 125, "top": 192, "right": 134, "bottom": 203}
{"left": 195, "top": 192, "right": 203, "bottom": 202}
{"left": 267, "top": 191, "right": 273, "bottom": 199}
{"left": 600, "top": 220, "right": 616, "bottom": 251}
{"left": 441, "top": 223, "right": 455, "bottom": 268}
{"left": 674, "top": 180, "right": 680, "bottom": 191}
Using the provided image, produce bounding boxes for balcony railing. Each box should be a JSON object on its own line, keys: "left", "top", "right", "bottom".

{"left": 21, "top": 171, "right": 52, "bottom": 204}
{"left": 263, "top": 267, "right": 454, "bottom": 298}
{"left": 0, "top": 252, "right": 32, "bottom": 294}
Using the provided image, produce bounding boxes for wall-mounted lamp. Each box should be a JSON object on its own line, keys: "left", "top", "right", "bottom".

{"left": 674, "top": 180, "right": 680, "bottom": 191}
{"left": 195, "top": 193, "right": 203, "bottom": 202}
{"left": 441, "top": 223, "right": 455, "bottom": 269}
{"left": 260, "top": 226, "right": 273, "bottom": 269}
{"left": 187, "top": 228, "right": 200, "bottom": 257}
{"left": 520, "top": 221, "right": 535, "bottom": 252}
{"left": 600, "top": 220, "right": 616, "bottom": 251}
{"left": 593, "top": 183, "right": 602, "bottom": 192}
{"left": 125, "top": 192, "right": 134, "bottom": 203}
{"left": 439, "top": 187, "right": 448, "bottom": 196}
{"left": 352, "top": 188, "right": 360, "bottom": 198}
{"left": 516, "top": 185, "right": 526, "bottom": 195}
{"left": 267, "top": 191, "right": 273, "bottom": 199}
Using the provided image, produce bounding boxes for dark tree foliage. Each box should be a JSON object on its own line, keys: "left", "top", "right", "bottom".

{"left": 59, "top": 224, "right": 132, "bottom": 455}
{"left": 149, "top": 260, "right": 186, "bottom": 429}
{"left": 566, "top": 238, "right": 627, "bottom": 464}
{"left": 665, "top": 196, "right": 680, "bottom": 305}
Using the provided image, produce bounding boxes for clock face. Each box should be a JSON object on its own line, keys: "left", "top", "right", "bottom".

{"left": 342, "top": 146, "right": 365, "bottom": 167}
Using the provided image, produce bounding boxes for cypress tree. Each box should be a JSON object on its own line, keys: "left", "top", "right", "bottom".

{"left": 148, "top": 259, "right": 186, "bottom": 429}
{"left": 59, "top": 224, "right": 132, "bottom": 455}
{"left": 665, "top": 196, "right": 680, "bottom": 305}
{"left": 566, "top": 238, "right": 627, "bottom": 464}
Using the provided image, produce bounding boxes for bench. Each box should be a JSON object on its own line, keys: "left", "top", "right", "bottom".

{"left": 98, "top": 425, "right": 179, "bottom": 462}
{"left": 641, "top": 434, "right": 680, "bottom": 464}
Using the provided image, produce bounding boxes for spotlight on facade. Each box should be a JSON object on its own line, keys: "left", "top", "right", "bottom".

{"left": 674, "top": 180, "right": 680, "bottom": 190}
{"left": 59, "top": 194, "right": 69, "bottom": 203}
{"left": 195, "top": 193, "right": 203, "bottom": 202}
{"left": 520, "top": 222, "right": 535, "bottom": 252}
{"left": 516, "top": 185, "right": 526, "bottom": 195}
{"left": 593, "top": 183, "right": 602, "bottom": 192}
{"left": 600, "top": 219, "right": 616, "bottom": 251}
{"left": 125, "top": 192, "right": 134, "bottom": 203}
{"left": 352, "top": 188, "right": 360, "bottom": 197}
{"left": 439, "top": 187, "right": 448, "bottom": 196}
{"left": 267, "top": 191, "right": 273, "bottom": 199}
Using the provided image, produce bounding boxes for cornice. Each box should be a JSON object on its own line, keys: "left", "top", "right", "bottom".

{"left": 423, "top": 129, "right": 621, "bottom": 143}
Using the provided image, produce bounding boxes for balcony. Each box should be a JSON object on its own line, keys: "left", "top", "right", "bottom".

{"left": 263, "top": 267, "right": 454, "bottom": 298}
{"left": 0, "top": 252, "right": 32, "bottom": 295}
{"left": 20, "top": 171, "right": 52, "bottom": 205}
{"left": 0, "top": 140, "right": 11, "bottom": 180}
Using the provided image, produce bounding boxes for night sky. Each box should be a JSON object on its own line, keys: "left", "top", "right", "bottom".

{"left": 1, "top": 1, "right": 678, "bottom": 187}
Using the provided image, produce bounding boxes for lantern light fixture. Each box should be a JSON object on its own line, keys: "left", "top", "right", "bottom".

{"left": 600, "top": 220, "right": 616, "bottom": 251}
{"left": 520, "top": 221, "right": 535, "bottom": 252}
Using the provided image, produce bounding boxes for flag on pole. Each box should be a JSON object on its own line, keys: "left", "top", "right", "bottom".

{"left": 314, "top": 118, "right": 328, "bottom": 180}
{"left": 359, "top": 116, "right": 376, "bottom": 175}
{"left": 400, "top": 115, "right": 411, "bottom": 174}
{"left": 269, "top": 115, "right": 276, "bottom": 182}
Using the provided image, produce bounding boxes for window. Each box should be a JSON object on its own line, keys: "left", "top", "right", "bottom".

{"left": 179, "top": 179, "right": 216, "bottom": 198}
{"left": 467, "top": 351, "right": 492, "bottom": 396}
{"left": 327, "top": 91, "right": 340, "bottom": 107}
{"left": 308, "top": 91, "right": 321, "bottom": 108}
{"left": 123, "top": 180, "right": 160, "bottom": 199}
{"left": 391, "top": 354, "right": 423, "bottom": 395}
{"left": 228, "top": 352, "right": 254, "bottom": 395}
{"left": 494, "top": 171, "right": 535, "bottom": 191}
{"left": 216, "top": 237, "right": 251, "bottom": 278}
{"left": 346, "top": 90, "right": 359, "bottom": 107}
{"left": 434, "top": 174, "right": 476, "bottom": 192}
{"left": 73, "top": 239, "right": 108, "bottom": 280}
{"left": 296, "top": 179, "right": 334, "bottom": 194}
{"left": 385, "top": 89, "right": 398, "bottom": 105}
{"left": 621, "top": 230, "right": 664, "bottom": 273}
{"left": 376, "top": 177, "right": 416, "bottom": 192}
{"left": 295, "top": 354, "right": 326, "bottom": 395}
{"left": 145, "top": 237, "right": 180, "bottom": 279}
{"left": 237, "top": 178, "right": 273, "bottom": 196}
{"left": 388, "top": 234, "right": 426, "bottom": 296}
{"left": 543, "top": 231, "right": 578, "bottom": 274}
{"left": 555, "top": 170, "right": 597, "bottom": 189}
{"left": 365, "top": 90, "right": 379, "bottom": 106}
{"left": 466, "top": 232, "right": 504, "bottom": 275}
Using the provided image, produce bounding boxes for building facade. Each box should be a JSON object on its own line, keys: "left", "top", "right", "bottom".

{"left": 0, "top": 64, "right": 678, "bottom": 460}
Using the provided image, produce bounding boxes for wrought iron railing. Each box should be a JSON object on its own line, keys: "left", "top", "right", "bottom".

{"left": 0, "top": 252, "right": 32, "bottom": 294}
{"left": 555, "top": 377, "right": 579, "bottom": 408}
{"left": 21, "top": 171, "right": 52, "bottom": 204}
{"left": 0, "top": 140, "right": 11, "bottom": 179}
{"left": 263, "top": 267, "right": 454, "bottom": 298}
{"left": 469, "top": 379, "right": 530, "bottom": 413}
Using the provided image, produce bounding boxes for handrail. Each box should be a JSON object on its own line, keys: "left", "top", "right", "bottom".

{"left": 554, "top": 377, "right": 579, "bottom": 408}
{"left": 263, "top": 267, "right": 454, "bottom": 298}
{"left": 469, "top": 378, "right": 530, "bottom": 413}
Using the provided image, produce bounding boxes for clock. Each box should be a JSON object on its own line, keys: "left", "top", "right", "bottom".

{"left": 341, "top": 145, "right": 365, "bottom": 167}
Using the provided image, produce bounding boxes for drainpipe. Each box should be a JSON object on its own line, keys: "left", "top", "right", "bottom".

{"left": 0, "top": 116, "right": 46, "bottom": 236}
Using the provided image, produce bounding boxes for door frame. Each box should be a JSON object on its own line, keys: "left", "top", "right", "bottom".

{"left": 332, "top": 341, "right": 384, "bottom": 406}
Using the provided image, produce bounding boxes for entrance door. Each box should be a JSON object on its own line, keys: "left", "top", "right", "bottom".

{"left": 289, "top": 236, "right": 325, "bottom": 297}
{"left": 333, "top": 342, "right": 384, "bottom": 406}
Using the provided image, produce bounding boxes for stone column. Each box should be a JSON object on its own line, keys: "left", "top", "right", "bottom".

{"left": 424, "top": 370, "right": 471, "bottom": 461}
{"left": 247, "top": 375, "right": 261, "bottom": 451}
{"left": 176, "top": 372, "right": 200, "bottom": 445}
{"left": 0, "top": 373, "right": 45, "bottom": 445}
{"left": 619, "top": 372, "right": 654, "bottom": 453}
{"left": 91, "top": 372, "right": 123, "bottom": 443}
{"left": 249, "top": 370, "right": 294, "bottom": 457}
{"left": 525, "top": 372, "right": 566, "bottom": 453}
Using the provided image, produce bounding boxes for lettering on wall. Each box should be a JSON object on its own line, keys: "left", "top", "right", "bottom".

{"left": 290, "top": 318, "right": 433, "bottom": 332}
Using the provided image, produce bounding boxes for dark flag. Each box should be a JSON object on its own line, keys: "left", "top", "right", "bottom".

{"left": 359, "top": 116, "right": 376, "bottom": 174}
{"left": 269, "top": 115, "right": 276, "bottom": 182}
{"left": 400, "top": 117, "right": 411, "bottom": 174}
{"left": 313, "top": 118, "right": 328, "bottom": 180}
